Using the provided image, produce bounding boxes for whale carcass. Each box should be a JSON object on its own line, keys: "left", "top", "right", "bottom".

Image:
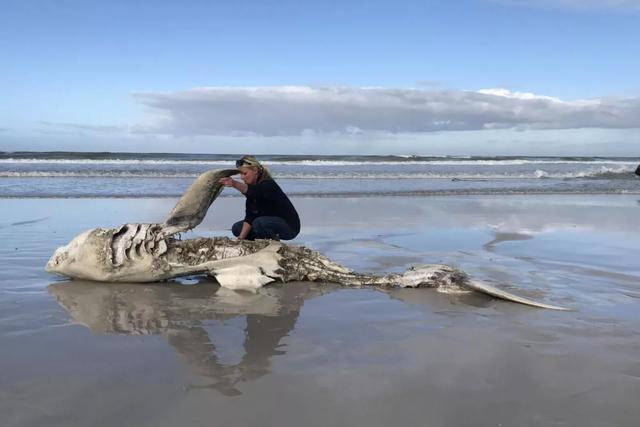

{"left": 45, "top": 169, "right": 568, "bottom": 310}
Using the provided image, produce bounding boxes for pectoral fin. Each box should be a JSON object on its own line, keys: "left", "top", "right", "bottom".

{"left": 205, "top": 241, "right": 284, "bottom": 292}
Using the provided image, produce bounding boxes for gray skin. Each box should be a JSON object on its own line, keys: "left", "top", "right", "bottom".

{"left": 45, "top": 169, "right": 569, "bottom": 310}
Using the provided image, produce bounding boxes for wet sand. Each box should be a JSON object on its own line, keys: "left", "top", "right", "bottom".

{"left": 2, "top": 195, "right": 640, "bottom": 426}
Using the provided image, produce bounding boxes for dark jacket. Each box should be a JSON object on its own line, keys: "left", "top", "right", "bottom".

{"left": 244, "top": 179, "right": 301, "bottom": 234}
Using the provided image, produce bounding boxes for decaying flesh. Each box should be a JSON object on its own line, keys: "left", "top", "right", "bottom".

{"left": 45, "top": 169, "right": 568, "bottom": 310}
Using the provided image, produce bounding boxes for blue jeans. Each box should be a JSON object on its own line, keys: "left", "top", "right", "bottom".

{"left": 232, "top": 217, "right": 298, "bottom": 241}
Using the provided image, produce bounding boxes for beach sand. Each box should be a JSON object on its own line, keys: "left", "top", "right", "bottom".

{"left": 2, "top": 195, "right": 640, "bottom": 426}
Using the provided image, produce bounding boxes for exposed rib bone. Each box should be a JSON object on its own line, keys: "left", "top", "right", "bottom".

{"left": 112, "top": 224, "right": 138, "bottom": 266}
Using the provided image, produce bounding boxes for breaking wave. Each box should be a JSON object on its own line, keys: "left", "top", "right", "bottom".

{"left": 1, "top": 155, "right": 638, "bottom": 168}
{"left": 1, "top": 152, "right": 637, "bottom": 198}
{"left": 1, "top": 166, "right": 636, "bottom": 179}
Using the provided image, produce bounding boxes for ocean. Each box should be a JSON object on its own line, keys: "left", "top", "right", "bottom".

{"left": 1, "top": 151, "right": 638, "bottom": 198}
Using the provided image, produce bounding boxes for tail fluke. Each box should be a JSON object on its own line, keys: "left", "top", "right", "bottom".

{"left": 464, "top": 280, "right": 571, "bottom": 311}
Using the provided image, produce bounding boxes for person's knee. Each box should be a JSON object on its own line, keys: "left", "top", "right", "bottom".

{"left": 251, "top": 217, "right": 267, "bottom": 236}
{"left": 231, "top": 221, "right": 244, "bottom": 237}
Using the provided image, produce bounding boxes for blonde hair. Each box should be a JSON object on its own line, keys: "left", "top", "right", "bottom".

{"left": 236, "top": 155, "right": 273, "bottom": 182}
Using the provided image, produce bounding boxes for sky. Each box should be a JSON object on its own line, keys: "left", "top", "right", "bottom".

{"left": 1, "top": 0, "right": 639, "bottom": 156}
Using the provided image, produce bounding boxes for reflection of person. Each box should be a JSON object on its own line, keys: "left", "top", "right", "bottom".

{"left": 219, "top": 155, "right": 300, "bottom": 241}
{"left": 48, "top": 280, "right": 332, "bottom": 397}
{"left": 166, "top": 310, "right": 301, "bottom": 396}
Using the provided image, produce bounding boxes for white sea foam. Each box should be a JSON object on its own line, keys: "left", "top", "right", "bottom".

{"left": 1, "top": 154, "right": 637, "bottom": 198}
{"left": 1, "top": 166, "right": 634, "bottom": 179}
{"left": 0, "top": 158, "right": 231, "bottom": 166}
{"left": 0, "top": 171, "right": 196, "bottom": 178}
{"left": 0, "top": 158, "right": 637, "bottom": 167}
{"left": 288, "top": 159, "right": 638, "bottom": 167}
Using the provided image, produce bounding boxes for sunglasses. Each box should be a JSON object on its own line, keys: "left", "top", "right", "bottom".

{"left": 235, "top": 159, "right": 249, "bottom": 167}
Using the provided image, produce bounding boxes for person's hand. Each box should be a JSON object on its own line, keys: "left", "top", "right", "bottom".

{"left": 219, "top": 177, "right": 234, "bottom": 187}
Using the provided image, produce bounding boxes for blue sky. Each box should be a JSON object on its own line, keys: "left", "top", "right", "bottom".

{"left": 1, "top": 0, "right": 639, "bottom": 155}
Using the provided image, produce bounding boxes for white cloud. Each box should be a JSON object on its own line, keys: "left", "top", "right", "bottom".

{"left": 132, "top": 86, "right": 640, "bottom": 137}
{"left": 476, "top": 88, "right": 562, "bottom": 102}
{"left": 38, "top": 121, "right": 124, "bottom": 133}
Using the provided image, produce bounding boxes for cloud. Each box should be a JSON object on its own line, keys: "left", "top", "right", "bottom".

{"left": 131, "top": 86, "right": 640, "bottom": 137}
{"left": 38, "top": 121, "right": 124, "bottom": 133}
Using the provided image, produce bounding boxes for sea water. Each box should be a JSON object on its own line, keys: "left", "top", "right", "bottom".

{"left": 1, "top": 152, "right": 638, "bottom": 198}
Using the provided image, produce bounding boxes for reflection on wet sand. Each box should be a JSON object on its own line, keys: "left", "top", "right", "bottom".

{"left": 48, "top": 280, "right": 335, "bottom": 396}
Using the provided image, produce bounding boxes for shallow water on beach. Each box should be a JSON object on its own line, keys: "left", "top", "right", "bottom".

{"left": 2, "top": 195, "right": 640, "bottom": 426}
